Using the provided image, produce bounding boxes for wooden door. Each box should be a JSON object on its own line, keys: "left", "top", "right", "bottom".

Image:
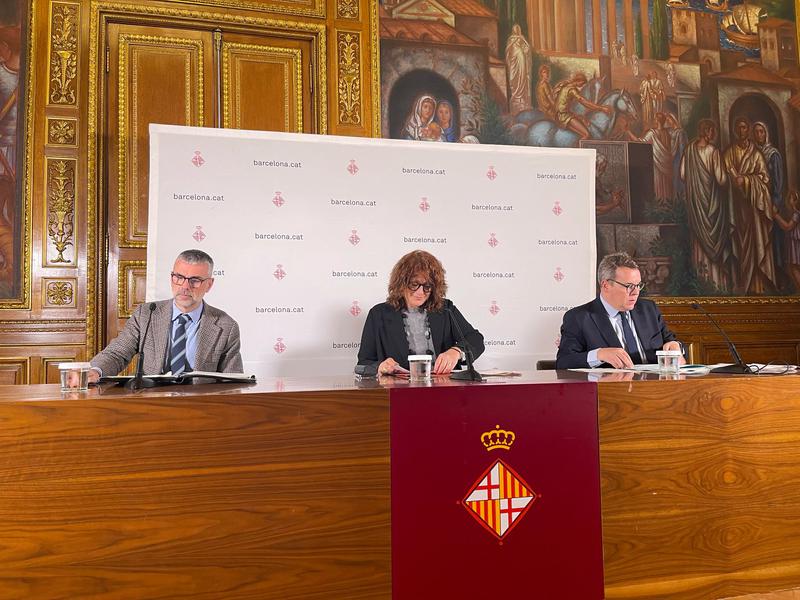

{"left": 104, "top": 23, "right": 213, "bottom": 345}
{"left": 103, "top": 23, "right": 315, "bottom": 351}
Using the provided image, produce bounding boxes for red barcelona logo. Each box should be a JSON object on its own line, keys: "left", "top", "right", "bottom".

{"left": 462, "top": 426, "right": 540, "bottom": 541}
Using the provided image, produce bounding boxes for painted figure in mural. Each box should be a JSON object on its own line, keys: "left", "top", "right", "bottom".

{"left": 639, "top": 74, "right": 655, "bottom": 129}
{"left": 0, "top": 25, "right": 19, "bottom": 285}
{"left": 723, "top": 116, "right": 776, "bottom": 294}
{"left": 651, "top": 72, "right": 665, "bottom": 114}
{"left": 610, "top": 39, "right": 619, "bottom": 61}
{"left": 666, "top": 112, "right": 687, "bottom": 201}
{"left": 680, "top": 119, "right": 731, "bottom": 291}
{"left": 552, "top": 72, "right": 612, "bottom": 141}
{"left": 434, "top": 100, "right": 457, "bottom": 143}
{"left": 640, "top": 112, "right": 676, "bottom": 204}
{"left": 535, "top": 64, "right": 555, "bottom": 119}
{"left": 666, "top": 62, "right": 676, "bottom": 88}
{"left": 403, "top": 94, "right": 438, "bottom": 141}
{"left": 773, "top": 190, "right": 800, "bottom": 291}
{"left": 528, "top": 82, "right": 637, "bottom": 147}
{"left": 639, "top": 72, "right": 665, "bottom": 130}
{"left": 618, "top": 41, "right": 627, "bottom": 65}
{"left": 595, "top": 153, "right": 625, "bottom": 216}
{"left": 630, "top": 53, "right": 640, "bottom": 77}
{"left": 753, "top": 121, "right": 785, "bottom": 273}
{"left": 505, "top": 23, "right": 532, "bottom": 115}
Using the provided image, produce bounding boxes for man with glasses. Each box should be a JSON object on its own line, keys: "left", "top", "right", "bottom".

{"left": 87, "top": 249, "right": 242, "bottom": 382}
{"left": 556, "top": 252, "right": 682, "bottom": 369}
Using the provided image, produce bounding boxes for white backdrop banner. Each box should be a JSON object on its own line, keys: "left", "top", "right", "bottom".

{"left": 147, "top": 125, "right": 597, "bottom": 377}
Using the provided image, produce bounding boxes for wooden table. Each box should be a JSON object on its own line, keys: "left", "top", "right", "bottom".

{"left": 0, "top": 371, "right": 798, "bottom": 599}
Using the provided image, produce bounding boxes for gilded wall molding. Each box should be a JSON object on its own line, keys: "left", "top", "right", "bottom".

{"left": 45, "top": 157, "right": 76, "bottom": 266}
{"left": 43, "top": 278, "right": 76, "bottom": 307}
{"left": 47, "top": 117, "right": 78, "bottom": 146}
{"left": 370, "top": 0, "right": 380, "bottom": 137}
{"left": 177, "top": 0, "right": 325, "bottom": 19}
{"left": 48, "top": 2, "right": 79, "bottom": 105}
{"left": 222, "top": 42, "right": 302, "bottom": 131}
{"left": 657, "top": 296, "right": 800, "bottom": 305}
{"left": 117, "top": 259, "right": 146, "bottom": 318}
{"left": 336, "top": 30, "right": 361, "bottom": 126}
{"left": 337, "top": 0, "right": 359, "bottom": 20}
{"left": 117, "top": 33, "right": 204, "bottom": 249}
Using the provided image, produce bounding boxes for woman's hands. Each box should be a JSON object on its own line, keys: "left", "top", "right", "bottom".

{"left": 433, "top": 348, "right": 461, "bottom": 374}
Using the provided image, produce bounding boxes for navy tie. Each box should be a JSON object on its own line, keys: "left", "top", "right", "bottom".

{"left": 169, "top": 314, "right": 191, "bottom": 375}
{"left": 619, "top": 311, "right": 642, "bottom": 364}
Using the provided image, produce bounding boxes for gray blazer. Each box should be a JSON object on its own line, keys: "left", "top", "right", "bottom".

{"left": 91, "top": 299, "right": 243, "bottom": 376}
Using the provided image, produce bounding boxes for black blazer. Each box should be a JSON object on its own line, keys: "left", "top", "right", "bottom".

{"left": 357, "top": 299, "right": 485, "bottom": 370}
{"left": 556, "top": 297, "right": 677, "bottom": 369}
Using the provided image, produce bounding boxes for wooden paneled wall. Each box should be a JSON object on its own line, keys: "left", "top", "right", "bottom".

{"left": 0, "top": 0, "right": 798, "bottom": 383}
{"left": 0, "top": 0, "right": 379, "bottom": 383}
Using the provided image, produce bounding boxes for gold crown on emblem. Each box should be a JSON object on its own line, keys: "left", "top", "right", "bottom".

{"left": 481, "top": 425, "right": 515, "bottom": 451}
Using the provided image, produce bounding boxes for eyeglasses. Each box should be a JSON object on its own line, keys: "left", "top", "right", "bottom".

{"left": 609, "top": 279, "right": 645, "bottom": 294}
{"left": 171, "top": 272, "right": 211, "bottom": 288}
{"left": 408, "top": 281, "right": 433, "bottom": 293}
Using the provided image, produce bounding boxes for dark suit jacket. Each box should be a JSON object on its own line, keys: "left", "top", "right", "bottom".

{"left": 357, "top": 299, "right": 485, "bottom": 370}
{"left": 556, "top": 297, "right": 677, "bottom": 369}
{"left": 91, "top": 299, "right": 243, "bottom": 376}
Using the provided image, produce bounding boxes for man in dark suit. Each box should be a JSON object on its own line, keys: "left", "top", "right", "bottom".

{"left": 88, "top": 249, "right": 242, "bottom": 382}
{"left": 556, "top": 252, "right": 682, "bottom": 369}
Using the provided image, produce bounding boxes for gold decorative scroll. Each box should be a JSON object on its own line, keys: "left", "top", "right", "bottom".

{"left": 46, "top": 158, "right": 76, "bottom": 264}
{"left": 47, "top": 117, "right": 77, "bottom": 146}
{"left": 337, "top": 0, "right": 359, "bottom": 19}
{"left": 337, "top": 31, "right": 361, "bottom": 126}
{"left": 48, "top": 2, "right": 78, "bottom": 105}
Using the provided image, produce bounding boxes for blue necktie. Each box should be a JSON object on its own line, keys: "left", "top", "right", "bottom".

{"left": 170, "top": 314, "right": 191, "bottom": 375}
{"left": 619, "top": 311, "right": 642, "bottom": 364}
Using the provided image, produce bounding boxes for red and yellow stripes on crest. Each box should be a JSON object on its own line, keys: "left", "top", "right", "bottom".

{"left": 467, "top": 500, "right": 502, "bottom": 534}
{"left": 498, "top": 461, "right": 528, "bottom": 498}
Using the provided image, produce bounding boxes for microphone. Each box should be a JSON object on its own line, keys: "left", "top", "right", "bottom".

{"left": 126, "top": 302, "right": 158, "bottom": 389}
{"left": 690, "top": 303, "right": 751, "bottom": 374}
{"left": 445, "top": 303, "right": 482, "bottom": 382}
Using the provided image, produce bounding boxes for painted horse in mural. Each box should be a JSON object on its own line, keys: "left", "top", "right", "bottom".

{"left": 510, "top": 79, "right": 638, "bottom": 148}
{"left": 527, "top": 88, "right": 638, "bottom": 147}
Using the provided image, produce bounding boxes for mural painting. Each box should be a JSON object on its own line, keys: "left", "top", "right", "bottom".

{"left": 380, "top": 0, "right": 800, "bottom": 297}
{"left": 0, "top": 1, "right": 23, "bottom": 300}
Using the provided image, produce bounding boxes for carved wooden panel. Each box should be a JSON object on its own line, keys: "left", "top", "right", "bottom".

{"left": 43, "top": 357, "right": 75, "bottom": 384}
{"left": 112, "top": 29, "right": 208, "bottom": 249}
{"left": 336, "top": 30, "right": 362, "bottom": 127}
{"left": 47, "top": 2, "right": 79, "bottom": 106}
{"left": 44, "top": 157, "right": 77, "bottom": 267}
{"left": 0, "top": 358, "right": 29, "bottom": 385}
{"left": 118, "top": 260, "right": 146, "bottom": 319}
{"left": 46, "top": 117, "right": 78, "bottom": 147}
{"left": 221, "top": 35, "right": 312, "bottom": 133}
{"left": 42, "top": 277, "right": 77, "bottom": 308}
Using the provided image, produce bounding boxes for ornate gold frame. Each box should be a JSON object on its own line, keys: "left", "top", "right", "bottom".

{"left": 0, "top": 1, "right": 36, "bottom": 309}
